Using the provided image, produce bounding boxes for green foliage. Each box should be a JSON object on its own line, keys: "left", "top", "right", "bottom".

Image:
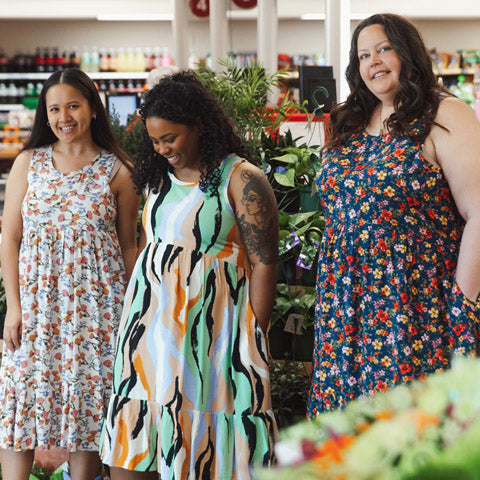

{"left": 196, "top": 58, "right": 304, "bottom": 157}
{"left": 31, "top": 464, "right": 55, "bottom": 480}
{"left": 271, "top": 283, "right": 316, "bottom": 332}
{"left": 265, "top": 142, "right": 322, "bottom": 211}
{"left": 269, "top": 359, "right": 310, "bottom": 428}
{"left": 109, "top": 108, "right": 145, "bottom": 162}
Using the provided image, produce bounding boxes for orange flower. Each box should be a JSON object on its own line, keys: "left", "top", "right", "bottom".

{"left": 311, "top": 434, "right": 355, "bottom": 470}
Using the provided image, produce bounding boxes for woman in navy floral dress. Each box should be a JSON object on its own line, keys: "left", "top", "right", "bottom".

{"left": 308, "top": 13, "right": 480, "bottom": 416}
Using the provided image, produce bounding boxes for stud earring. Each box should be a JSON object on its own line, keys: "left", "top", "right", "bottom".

{"left": 92, "top": 115, "right": 97, "bottom": 120}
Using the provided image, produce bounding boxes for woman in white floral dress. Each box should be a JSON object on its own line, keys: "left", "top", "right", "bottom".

{"left": 0, "top": 68, "right": 140, "bottom": 480}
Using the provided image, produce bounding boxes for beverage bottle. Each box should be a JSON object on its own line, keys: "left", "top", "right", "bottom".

{"left": 46, "top": 48, "right": 55, "bottom": 72}
{"left": 99, "top": 49, "right": 109, "bottom": 72}
{"left": 14, "top": 50, "right": 26, "bottom": 73}
{"left": 54, "top": 49, "right": 65, "bottom": 71}
{"left": 145, "top": 49, "right": 155, "bottom": 72}
{"left": 134, "top": 48, "right": 146, "bottom": 72}
{"left": 161, "top": 47, "right": 172, "bottom": 67}
{"left": 26, "top": 82, "right": 36, "bottom": 97}
{"left": 116, "top": 48, "right": 126, "bottom": 73}
{"left": 36, "top": 82, "right": 44, "bottom": 96}
{"left": 70, "top": 47, "right": 81, "bottom": 69}
{"left": 108, "top": 49, "right": 116, "bottom": 72}
{"left": 90, "top": 46, "right": 100, "bottom": 73}
{"left": 7, "top": 82, "right": 19, "bottom": 104}
{"left": 153, "top": 47, "right": 162, "bottom": 69}
{"left": 125, "top": 47, "right": 135, "bottom": 72}
{"left": 34, "top": 47, "right": 46, "bottom": 72}
{"left": 25, "top": 51, "right": 34, "bottom": 72}
{"left": 0, "top": 49, "right": 8, "bottom": 73}
{"left": 0, "top": 82, "right": 7, "bottom": 103}
{"left": 81, "top": 46, "right": 91, "bottom": 72}
{"left": 17, "top": 81, "right": 26, "bottom": 104}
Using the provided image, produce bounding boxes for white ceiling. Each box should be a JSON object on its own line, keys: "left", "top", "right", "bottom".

{"left": 1, "top": 0, "right": 480, "bottom": 20}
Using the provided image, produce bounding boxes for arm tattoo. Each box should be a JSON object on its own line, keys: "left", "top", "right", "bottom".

{"left": 236, "top": 169, "right": 279, "bottom": 265}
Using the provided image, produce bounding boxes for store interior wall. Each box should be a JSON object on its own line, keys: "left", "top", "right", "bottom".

{"left": 1, "top": 17, "right": 479, "bottom": 61}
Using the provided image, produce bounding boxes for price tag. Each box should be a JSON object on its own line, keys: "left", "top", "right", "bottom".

{"left": 284, "top": 313, "right": 305, "bottom": 334}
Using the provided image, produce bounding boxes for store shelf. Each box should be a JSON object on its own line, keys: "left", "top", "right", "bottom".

{"left": 0, "top": 104, "right": 24, "bottom": 111}
{"left": 0, "top": 72, "right": 149, "bottom": 81}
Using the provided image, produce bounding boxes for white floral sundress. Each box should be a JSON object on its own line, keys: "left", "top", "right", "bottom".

{"left": 0, "top": 145, "right": 126, "bottom": 451}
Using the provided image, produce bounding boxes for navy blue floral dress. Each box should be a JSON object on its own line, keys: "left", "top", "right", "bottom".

{"left": 307, "top": 116, "right": 480, "bottom": 416}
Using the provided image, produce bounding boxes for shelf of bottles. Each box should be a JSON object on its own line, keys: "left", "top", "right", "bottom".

{"left": 0, "top": 45, "right": 178, "bottom": 107}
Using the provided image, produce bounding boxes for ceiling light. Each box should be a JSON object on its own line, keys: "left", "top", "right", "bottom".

{"left": 97, "top": 13, "right": 173, "bottom": 21}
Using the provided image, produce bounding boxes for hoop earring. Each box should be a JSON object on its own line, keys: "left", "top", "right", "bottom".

{"left": 92, "top": 115, "right": 96, "bottom": 120}
{"left": 47, "top": 121, "right": 50, "bottom": 126}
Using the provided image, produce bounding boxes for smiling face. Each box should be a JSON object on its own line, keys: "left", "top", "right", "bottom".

{"left": 45, "top": 83, "right": 96, "bottom": 145}
{"left": 145, "top": 116, "right": 201, "bottom": 181}
{"left": 357, "top": 24, "right": 402, "bottom": 105}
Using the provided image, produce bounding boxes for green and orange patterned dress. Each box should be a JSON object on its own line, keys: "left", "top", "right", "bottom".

{"left": 100, "top": 154, "right": 277, "bottom": 479}
{"left": 308, "top": 115, "right": 480, "bottom": 416}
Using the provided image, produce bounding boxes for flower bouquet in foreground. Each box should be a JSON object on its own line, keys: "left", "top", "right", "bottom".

{"left": 254, "top": 357, "right": 480, "bottom": 480}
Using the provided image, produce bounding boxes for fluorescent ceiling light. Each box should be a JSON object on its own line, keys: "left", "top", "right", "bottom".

{"left": 97, "top": 13, "right": 173, "bottom": 21}
{"left": 300, "top": 13, "right": 326, "bottom": 20}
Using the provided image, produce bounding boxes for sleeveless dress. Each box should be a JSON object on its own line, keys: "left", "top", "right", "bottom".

{"left": 307, "top": 116, "right": 480, "bottom": 416}
{"left": 100, "top": 155, "right": 277, "bottom": 479}
{"left": 0, "top": 145, "right": 126, "bottom": 451}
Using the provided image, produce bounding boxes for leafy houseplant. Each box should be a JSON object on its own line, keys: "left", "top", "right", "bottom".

{"left": 109, "top": 108, "right": 145, "bottom": 163}
{"left": 269, "top": 283, "right": 316, "bottom": 363}
{"left": 264, "top": 143, "right": 322, "bottom": 213}
{"left": 278, "top": 210, "right": 324, "bottom": 286}
{"left": 196, "top": 58, "right": 304, "bottom": 158}
{"left": 269, "top": 359, "right": 311, "bottom": 429}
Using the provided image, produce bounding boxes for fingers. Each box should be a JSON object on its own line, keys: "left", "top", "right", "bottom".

{"left": 3, "top": 320, "right": 21, "bottom": 352}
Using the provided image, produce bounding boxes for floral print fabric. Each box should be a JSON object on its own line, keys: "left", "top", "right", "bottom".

{"left": 0, "top": 145, "right": 126, "bottom": 451}
{"left": 307, "top": 118, "right": 480, "bottom": 416}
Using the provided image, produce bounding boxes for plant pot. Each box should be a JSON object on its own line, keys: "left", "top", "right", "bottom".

{"left": 268, "top": 326, "right": 292, "bottom": 360}
{"left": 292, "top": 329, "right": 315, "bottom": 362}
{"left": 299, "top": 185, "right": 320, "bottom": 212}
{"left": 302, "top": 266, "right": 317, "bottom": 287}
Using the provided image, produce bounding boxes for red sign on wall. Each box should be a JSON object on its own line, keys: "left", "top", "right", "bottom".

{"left": 232, "top": 0, "right": 257, "bottom": 8}
{"left": 190, "top": 0, "right": 209, "bottom": 17}
{"left": 189, "top": 0, "right": 257, "bottom": 17}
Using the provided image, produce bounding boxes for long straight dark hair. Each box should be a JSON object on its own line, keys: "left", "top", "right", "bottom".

{"left": 24, "top": 68, "right": 132, "bottom": 169}
{"left": 325, "top": 13, "right": 449, "bottom": 150}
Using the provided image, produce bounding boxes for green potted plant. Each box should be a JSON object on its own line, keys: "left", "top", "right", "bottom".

{"left": 269, "top": 357, "right": 311, "bottom": 428}
{"left": 278, "top": 210, "right": 324, "bottom": 286}
{"left": 196, "top": 58, "right": 304, "bottom": 158}
{"left": 269, "top": 282, "right": 316, "bottom": 362}
{"left": 265, "top": 143, "right": 322, "bottom": 213}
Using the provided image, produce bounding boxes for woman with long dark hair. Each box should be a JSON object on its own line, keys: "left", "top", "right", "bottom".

{"left": 100, "top": 70, "right": 279, "bottom": 479}
{"left": 308, "top": 13, "right": 480, "bottom": 416}
{"left": 0, "top": 68, "right": 139, "bottom": 479}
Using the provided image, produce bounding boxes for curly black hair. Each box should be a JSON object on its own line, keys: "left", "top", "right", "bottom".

{"left": 325, "top": 13, "right": 450, "bottom": 150}
{"left": 133, "top": 69, "right": 254, "bottom": 195}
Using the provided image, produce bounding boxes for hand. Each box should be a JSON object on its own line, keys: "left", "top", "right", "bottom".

{"left": 3, "top": 310, "right": 22, "bottom": 352}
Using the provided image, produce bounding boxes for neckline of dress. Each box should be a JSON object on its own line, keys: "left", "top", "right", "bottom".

{"left": 48, "top": 145, "right": 104, "bottom": 176}
{"left": 167, "top": 169, "right": 199, "bottom": 187}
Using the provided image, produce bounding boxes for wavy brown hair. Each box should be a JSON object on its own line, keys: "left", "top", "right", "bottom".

{"left": 134, "top": 69, "right": 254, "bottom": 195}
{"left": 24, "top": 68, "right": 132, "bottom": 169}
{"left": 325, "top": 13, "right": 449, "bottom": 150}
